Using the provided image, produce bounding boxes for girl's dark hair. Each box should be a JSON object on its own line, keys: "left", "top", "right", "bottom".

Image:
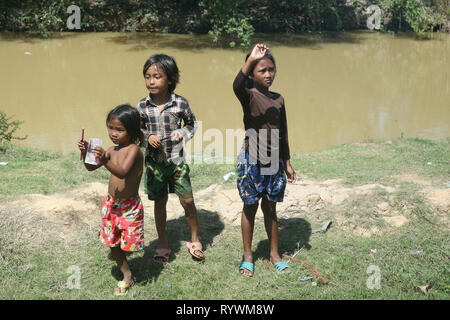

{"left": 106, "top": 104, "right": 144, "bottom": 147}
{"left": 143, "top": 54, "right": 180, "bottom": 93}
{"left": 244, "top": 50, "right": 276, "bottom": 89}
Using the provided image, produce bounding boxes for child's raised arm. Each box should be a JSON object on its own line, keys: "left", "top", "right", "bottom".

{"left": 233, "top": 44, "right": 270, "bottom": 108}
{"left": 93, "top": 145, "right": 140, "bottom": 179}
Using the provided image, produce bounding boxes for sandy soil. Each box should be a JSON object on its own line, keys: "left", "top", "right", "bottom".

{"left": 1, "top": 174, "right": 448, "bottom": 243}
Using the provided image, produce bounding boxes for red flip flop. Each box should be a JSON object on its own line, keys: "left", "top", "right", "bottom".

{"left": 186, "top": 241, "right": 205, "bottom": 261}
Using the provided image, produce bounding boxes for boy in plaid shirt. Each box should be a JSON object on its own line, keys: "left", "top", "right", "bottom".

{"left": 137, "top": 54, "right": 205, "bottom": 263}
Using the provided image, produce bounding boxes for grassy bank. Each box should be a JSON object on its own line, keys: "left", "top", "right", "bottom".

{"left": 1, "top": 137, "right": 448, "bottom": 203}
{"left": 0, "top": 137, "right": 448, "bottom": 300}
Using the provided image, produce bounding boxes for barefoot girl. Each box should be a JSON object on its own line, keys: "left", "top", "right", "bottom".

{"left": 78, "top": 104, "right": 144, "bottom": 295}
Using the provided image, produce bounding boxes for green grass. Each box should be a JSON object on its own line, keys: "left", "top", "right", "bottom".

{"left": 0, "top": 145, "right": 237, "bottom": 203}
{"left": 189, "top": 161, "right": 236, "bottom": 190}
{"left": 290, "top": 138, "right": 449, "bottom": 186}
{"left": 0, "top": 137, "right": 449, "bottom": 299}
{"left": 0, "top": 145, "right": 110, "bottom": 202}
{"left": 0, "top": 211, "right": 448, "bottom": 299}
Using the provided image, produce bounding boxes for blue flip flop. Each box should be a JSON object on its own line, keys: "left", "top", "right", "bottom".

{"left": 270, "top": 261, "right": 291, "bottom": 275}
{"left": 239, "top": 261, "right": 254, "bottom": 277}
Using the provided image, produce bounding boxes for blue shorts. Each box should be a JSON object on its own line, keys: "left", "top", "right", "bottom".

{"left": 236, "top": 148, "right": 287, "bottom": 205}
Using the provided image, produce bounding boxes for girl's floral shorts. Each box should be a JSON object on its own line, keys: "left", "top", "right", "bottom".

{"left": 98, "top": 194, "right": 145, "bottom": 252}
{"left": 236, "top": 148, "right": 287, "bottom": 205}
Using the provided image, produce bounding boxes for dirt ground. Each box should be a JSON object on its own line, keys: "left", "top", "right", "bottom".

{"left": 2, "top": 173, "right": 448, "bottom": 244}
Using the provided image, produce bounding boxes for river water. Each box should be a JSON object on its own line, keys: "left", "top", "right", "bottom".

{"left": 1, "top": 31, "right": 448, "bottom": 157}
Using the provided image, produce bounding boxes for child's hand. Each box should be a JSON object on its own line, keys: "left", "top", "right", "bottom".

{"left": 78, "top": 140, "right": 88, "bottom": 153}
{"left": 249, "top": 43, "right": 269, "bottom": 61}
{"left": 284, "top": 160, "right": 297, "bottom": 183}
{"left": 93, "top": 146, "right": 108, "bottom": 164}
{"left": 148, "top": 135, "right": 162, "bottom": 149}
{"left": 242, "top": 43, "right": 270, "bottom": 75}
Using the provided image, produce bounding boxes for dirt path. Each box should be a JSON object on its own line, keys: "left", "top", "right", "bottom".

{"left": 1, "top": 174, "right": 448, "bottom": 243}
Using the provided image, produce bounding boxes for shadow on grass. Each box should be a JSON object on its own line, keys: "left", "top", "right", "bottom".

{"left": 254, "top": 217, "right": 312, "bottom": 262}
{"left": 111, "top": 208, "right": 224, "bottom": 284}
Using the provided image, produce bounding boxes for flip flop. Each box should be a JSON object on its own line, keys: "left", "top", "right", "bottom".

{"left": 154, "top": 247, "right": 171, "bottom": 264}
{"left": 114, "top": 279, "right": 134, "bottom": 296}
{"left": 269, "top": 260, "right": 291, "bottom": 275}
{"left": 239, "top": 261, "right": 254, "bottom": 277}
{"left": 186, "top": 241, "right": 205, "bottom": 261}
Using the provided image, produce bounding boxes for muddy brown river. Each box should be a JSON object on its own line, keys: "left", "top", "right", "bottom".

{"left": 1, "top": 31, "right": 448, "bottom": 157}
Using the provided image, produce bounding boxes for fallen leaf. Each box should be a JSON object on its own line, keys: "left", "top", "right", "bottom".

{"left": 417, "top": 284, "right": 433, "bottom": 294}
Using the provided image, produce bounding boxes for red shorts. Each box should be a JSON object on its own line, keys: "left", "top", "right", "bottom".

{"left": 98, "top": 194, "right": 145, "bottom": 252}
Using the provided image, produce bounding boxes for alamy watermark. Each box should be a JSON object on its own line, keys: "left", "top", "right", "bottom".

{"left": 366, "top": 264, "right": 381, "bottom": 290}
{"left": 67, "top": 5, "right": 81, "bottom": 30}
{"left": 366, "top": 5, "right": 382, "bottom": 30}
{"left": 65, "top": 3, "right": 382, "bottom": 31}
{"left": 62, "top": 2, "right": 380, "bottom": 171}
{"left": 66, "top": 265, "right": 81, "bottom": 289}
{"left": 168, "top": 121, "right": 281, "bottom": 175}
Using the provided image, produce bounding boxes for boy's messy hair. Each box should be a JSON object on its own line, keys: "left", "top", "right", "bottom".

{"left": 143, "top": 54, "right": 180, "bottom": 93}
{"left": 106, "top": 104, "right": 144, "bottom": 147}
{"left": 244, "top": 50, "right": 276, "bottom": 89}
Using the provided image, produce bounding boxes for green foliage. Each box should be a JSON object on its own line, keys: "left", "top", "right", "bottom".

{"left": 361, "top": 0, "right": 448, "bottom": 35}
{"left": 402, "top": 0, "right": 447, "bottom": 35}
{"left": 0, "top": 111, "right": 27, "bottom": 150}
{"left": 36, "top": 0, "right": 65, "bottom": 38}
{"left": 199, "top": 0, "right": 254, "bottom": 49}
{"left": 198, "top": 0, "right": 359, "bottom": 48}
{"left": 0, "top": 0, "right": 448, "bottom": 44}
{"left": 208, "top": 17, "right": 254, "bottom": 49}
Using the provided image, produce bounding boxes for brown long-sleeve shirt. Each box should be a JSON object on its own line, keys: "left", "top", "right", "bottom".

{"left": 233, "top": 70, "right": 290, "bottom": 164}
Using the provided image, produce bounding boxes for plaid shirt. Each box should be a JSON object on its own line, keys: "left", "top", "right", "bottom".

{"left": 137, "top": 93, "right": 197, "bottom": 165}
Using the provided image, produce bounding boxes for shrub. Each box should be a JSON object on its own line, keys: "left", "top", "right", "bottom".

{"left": 0, "top": 110, "right": 27, "bottom": 151}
